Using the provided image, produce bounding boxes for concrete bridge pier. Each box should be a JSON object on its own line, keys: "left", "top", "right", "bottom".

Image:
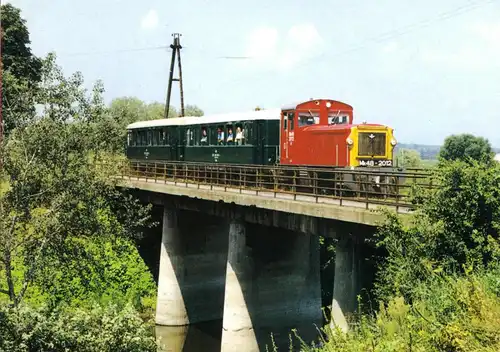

{"left": 330, "top": 234, "right": 365, "bottom": 332}
{"left": 221, "top": 220, "right": 322, "bottom": 352}
{"left": 156, "top": 206, "right": 229, "bottom": 325}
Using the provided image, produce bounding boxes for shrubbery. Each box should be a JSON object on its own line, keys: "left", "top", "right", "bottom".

{"left": 0, "top": 304, "right": 158, "bottom": 352}
{"left": 301, "top": 158, "right": 500, "bottom": 352}
{"left": 306, "top": 265, "right": 500, "bottom": 352}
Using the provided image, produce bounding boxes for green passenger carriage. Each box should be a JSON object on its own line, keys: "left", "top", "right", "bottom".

{"left": 126, "top": 109, "right": 281, "bottom": 165}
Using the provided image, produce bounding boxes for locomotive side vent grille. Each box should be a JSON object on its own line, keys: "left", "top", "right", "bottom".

{"left": 358, "top": 132, "right": 386, "bottom": 156}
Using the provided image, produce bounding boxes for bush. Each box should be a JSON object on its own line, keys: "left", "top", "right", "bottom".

{"left": 306, "top": 267, "right": 500, "bottom": 352}
{"left": 0, "top": 303, "right": 158, "bottom": 352}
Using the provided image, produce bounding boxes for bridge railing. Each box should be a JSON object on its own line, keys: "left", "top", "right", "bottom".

{"left": 118, "top": 160, "right": 436, "bottom": 211}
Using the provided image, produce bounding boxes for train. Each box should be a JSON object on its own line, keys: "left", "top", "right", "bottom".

{"left": 125, "top": 98, "right": 401, "bottom": 194}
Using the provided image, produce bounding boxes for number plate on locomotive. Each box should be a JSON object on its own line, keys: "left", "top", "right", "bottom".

{"left": 358, "top": 160, "right": 392, "bottom": 167}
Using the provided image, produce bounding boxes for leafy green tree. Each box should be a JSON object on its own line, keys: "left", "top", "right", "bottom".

{"left": 183, "top": 104, "right": 204, "bottom": 117}
{"left": 439, "top": 133, "right": 494, "bottom": 164}
{"left": 108, "top": 97, "right": 148, "bottom": 127}
{"left": 0, "top": 54, "right": 153, "bottom": 307}
{"left": 146, "top": 101, "right": 175, "bottom": 120}
{"left": 375, "top": 160, "right": 500, "bottom": 301}
{"left": 0, "top": 3, "right": 42, "bottom": 134}
{"left": 395, "top": 148, "right": 422, "bottom": 168}
{"left": 108, "top": 98, "right": 178, "bottom": 126}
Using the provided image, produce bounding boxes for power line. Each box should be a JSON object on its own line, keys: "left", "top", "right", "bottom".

{"left": 61, "top": 45, "right": 170, "bottom": 57}
{"left": 183, "top": 0, "right": 497, "bottom": 95}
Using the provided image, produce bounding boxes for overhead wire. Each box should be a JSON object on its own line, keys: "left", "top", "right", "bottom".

{"left": 182, "top": 0, "right": 498, "bottom": 95}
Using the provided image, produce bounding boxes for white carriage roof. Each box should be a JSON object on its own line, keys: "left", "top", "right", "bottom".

{"left": 126, "top": 108, "right": 282, "bottom": 130}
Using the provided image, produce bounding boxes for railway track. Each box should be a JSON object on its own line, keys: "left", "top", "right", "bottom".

{"left": 118, "top": 160, "right": 435, "bottom": 210}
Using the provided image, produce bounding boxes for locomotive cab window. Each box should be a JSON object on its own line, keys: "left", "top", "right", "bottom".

{"left": 328, "top": 114, "right": 348, "bottom": 125}
{"left": 288, "top": 112, "right": 295, "bottom": 130}
{"left": 298, "top": 111, "right": 319, "bottom": 127}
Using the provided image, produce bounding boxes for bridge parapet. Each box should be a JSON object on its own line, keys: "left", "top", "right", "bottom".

{"left": 117, "top": 160, "right": 434, "bottom": 226}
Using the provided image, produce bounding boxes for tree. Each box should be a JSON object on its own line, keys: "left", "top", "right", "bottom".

{"left": 108, "top": 97, "right": 148, "bottom": 127}
{"left": 146, "top": 101, "right": 175, "bottom": 120}
{"left": 439, "top": 133, "right": 494, "bottom": 164}
{"left": 1, "top": 3, "right": 42, "bottom": 133}
{"left": 395, "top": 148, "right": 422, "bottom": 168}
{"left": 183, "top": 104, "right": 204, "bottom": 117}
{"left": 375, "top": 160, "right": 500, "bottom": 301}
{"left": 0, "top": 54, "right": 153, "bottom": 307}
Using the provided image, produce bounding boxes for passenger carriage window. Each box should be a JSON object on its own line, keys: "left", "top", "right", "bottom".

{"left": 147, "top": 130, "right": 152, "bottom": 146}
{"left": 243, "top": 122, "right": 252, "bottom": 145}
{"left": 235, "top": 123, "right": 245, "bottom": 145}
{"left": 200, "top": 126, "right": 208, "bottom": 145}
{"left": 162, "top": 129, "right": 168, "bottom": 145}
{"left": 217, "top": 126, "right": 225, "bottom": 145}
{"left": 226, "top": 124, "right": 234, "bottom": 145}
{"left": 152, "top": 129, "right": 159, "bottom": 146}
{"left": 186, "top": 128, "right": 194, "bottom": 146}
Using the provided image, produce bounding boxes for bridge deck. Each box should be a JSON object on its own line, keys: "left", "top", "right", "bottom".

{"left": 119, "top": 176, "right": 413, "bottom": 226}
{"left": 115, "top": 161, "right": 432, "bottom": 225}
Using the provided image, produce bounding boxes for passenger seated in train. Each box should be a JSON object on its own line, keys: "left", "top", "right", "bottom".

{"left": 227, "top": 128, "right": 234, "bottom": 144}
{"left": 235, "top": 127, "right": 244, "bottom": 145}
{"left": 201, "top": 128, "right": 208, "bottom": 144}
{"left": 217, "top": 127, "right": 225, "bottom": 145}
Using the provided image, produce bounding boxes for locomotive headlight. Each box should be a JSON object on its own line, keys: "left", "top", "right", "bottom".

{"left": 326, "top": 102, "right": 332, "bottom": 108}
{"left": 346, "top": 138, "right": 354, "bottom": 145}
{"left": 391, "top": 138, "right": 397, "bottom": 146}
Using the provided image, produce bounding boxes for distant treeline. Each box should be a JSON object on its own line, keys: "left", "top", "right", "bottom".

{"left": 396, "top": 143, "right": 500, "bottom": 160}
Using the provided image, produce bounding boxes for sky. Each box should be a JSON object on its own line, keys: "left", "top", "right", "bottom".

{"left": 3, "top": 0, "right": 500, "bottom": 146}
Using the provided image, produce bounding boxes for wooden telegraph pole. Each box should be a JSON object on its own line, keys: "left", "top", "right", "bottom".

{"left": 164, "top": 33, "right": 185, "bottom": 118}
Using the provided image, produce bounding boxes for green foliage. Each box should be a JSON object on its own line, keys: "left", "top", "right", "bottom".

{"left": 305, "top": 266, "right": 500, "bottom": 352}
{"left": 303, "top": 148, "right": 500, "bottom": 352}
{"left": 23, "top": 236, "right": 157, "bottom": 314}
{"left": 0, "top": 303, "right": 158, "bottom": 351}
{"left": 0, "top": 53, "right": 154, "bottom": 307}
{"left": 395, "top": 148, "right": 422, "bottom": 168}
{"left": 183, "top": 104, "right": 204, "bottom": 117}
{"left": 1, "top": 3, "right": 43, "bottom": 133}
{"left": 439, "top": 134, "right": 494, "bottom": 165}
{"left": 108, "top": 97, "right": 177, "bottom": 127}
{"left": 374, "top": 160, "right": 500, "bottom": 300}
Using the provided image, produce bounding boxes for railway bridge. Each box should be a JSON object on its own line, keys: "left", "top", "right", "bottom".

{"left": 117, "top": 161, "right": 430, "bottom": 351}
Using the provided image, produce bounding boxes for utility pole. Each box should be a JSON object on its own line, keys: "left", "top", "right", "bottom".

{"left": 164, "top": 33, "right": 185, "bottom": 118}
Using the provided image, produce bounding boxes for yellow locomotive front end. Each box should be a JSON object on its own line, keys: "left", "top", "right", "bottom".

{"left": 347, "top": 124, "right": 397, "bottom": 168}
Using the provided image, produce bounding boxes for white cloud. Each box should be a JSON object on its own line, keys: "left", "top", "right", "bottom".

{"left": 141, "top": 9, "right": 159, "bottom": 30}
{"left": 242, "top": 24, "right": 324, "bottom": 71}
{"left": 382, "top": 41, "right": 399, "bottom": 54}
{"left": 419, "top": 21, "right": 500, "bottom": 71}
{"left": 244, "top": 26, "right": 279, "bottom": 62}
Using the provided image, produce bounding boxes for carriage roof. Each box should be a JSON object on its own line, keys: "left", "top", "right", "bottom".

{"left": 126, "top": 108, "right": 282, "bottom": 130}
